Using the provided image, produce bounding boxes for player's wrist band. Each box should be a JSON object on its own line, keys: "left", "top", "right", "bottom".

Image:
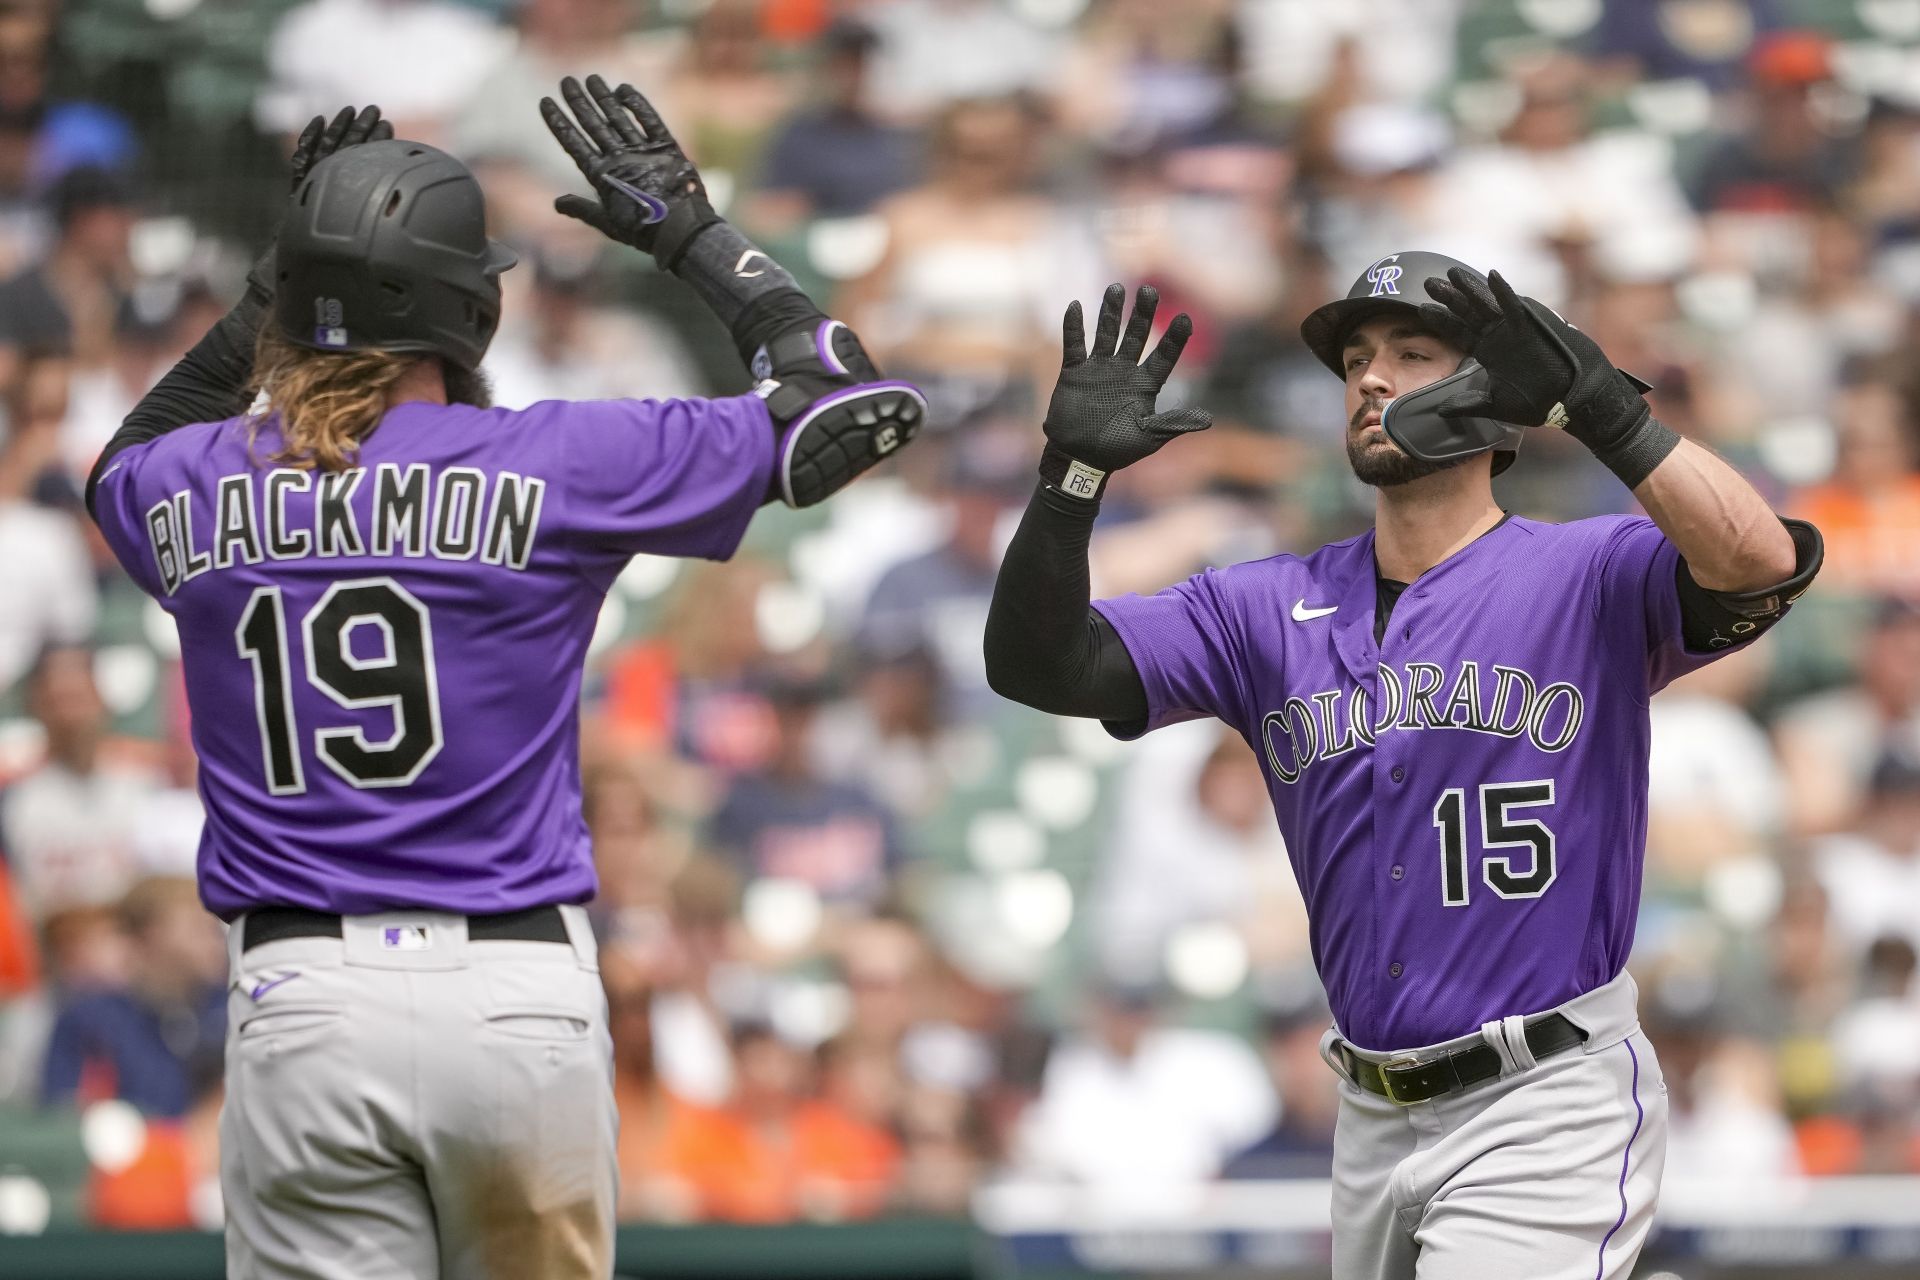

{"left": 1039, "top": 444, "right": 1109, "bottom": 502}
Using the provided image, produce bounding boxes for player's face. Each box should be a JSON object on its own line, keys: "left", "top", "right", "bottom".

{"left": 1340, "top": 316, "right": 1469, "bottom": 487}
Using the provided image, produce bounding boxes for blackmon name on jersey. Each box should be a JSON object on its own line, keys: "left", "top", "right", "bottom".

{"left": 142, "top": 463, "right": 548, "bottom": 595}
{"left": 1258, "top": 659, "right": 1586, "bottom": 785}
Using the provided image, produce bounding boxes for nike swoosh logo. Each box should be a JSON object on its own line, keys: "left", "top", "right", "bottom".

{"left": 1292, "top": 600, "right": 1338, "bottom": 622}
{"left": 599, "top": 174, "right": 670, "bottom": 224}
{"left": 248, "top": 973, "right": 301, "bottom": 1001}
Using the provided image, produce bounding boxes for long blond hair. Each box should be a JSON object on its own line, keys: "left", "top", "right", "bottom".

{"left": 248, "top": 328, "right": 419, "bottom": 472}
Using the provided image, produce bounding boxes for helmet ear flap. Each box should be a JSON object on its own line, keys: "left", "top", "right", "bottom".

{"left": 1380, "top": 359, "right": 1526, "bottom": 467}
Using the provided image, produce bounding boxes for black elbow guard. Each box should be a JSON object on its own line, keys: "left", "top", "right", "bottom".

{"left": 1704, "top": 518, "right": 1824, "bottom": 620}
{"left": 751, "top": 320, "right": 926, "bottom": 507}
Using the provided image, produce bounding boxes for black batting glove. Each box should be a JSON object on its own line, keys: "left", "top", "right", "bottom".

{"left": 288, "top": 104, "right": 394, "bottom": 193}
{"left": 256, "top": 105, "right": 396, "bottom": 297}
{"left": 540, "top": 75, "right": 719, "bottom": 270}
{"left": 1040, "top": 284, "right": 1211, "bottom": 502}
{"left": 1417, "top": 266, "right": 1676, "bottom": 488}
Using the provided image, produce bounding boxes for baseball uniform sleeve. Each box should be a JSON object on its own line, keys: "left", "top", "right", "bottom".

{"left": 89, "top": 440, "right": 168, "bottom": 600}
{"left": 1592, "top": 515, "right": 1740, "bottom": 695}
{"left": 1092, "top": 568, "right": 1256, "bottom": 738}
{"left": 553, "top": 393, "right": 777, "bottom": 567}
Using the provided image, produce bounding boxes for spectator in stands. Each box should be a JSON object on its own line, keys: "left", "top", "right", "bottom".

{"left": 0, "top": 358, "right": 96, "bottom": 690}
{"left": 1426, "top": 50, "right": 1697, "bottom": 295}
{"left": 603, "top": 941, "right": 706, "bottom": 1222}
{"left": 40, "top": 876, "right": 224, "bottom": 1118}
{"left": 859, "top": 441, "right": 1020, "bottom": 719}
{"left": 1812, "top": 750, "right": 1920, "bottom": 959}
{"left": 255, "top": 0, "right": 507, "bottom": 146}
{"left": 652, "top": 1018, "right": 898, "bottom": 1223}
{"left": 1013, "top": 979, "right": 1275, "bottom": 1198}
{"left": 1645, "top": 644, "right": 1784, "bottom": 891}
{"left": 1646, "top": 992, "right": 1804, "bottom": 1182}
{"left": 1850, "top": 97, "right": 1920, "bottom": 246}
{"left": 707, "top": 677, "right": 902, "bottom": 911}
{"left": 1221, "top": 993, "right": 1337, "bottom": 1178}
{"left": 485, "top": 248, "right": 705, "bottom": 409}
{"left": 1776, "top": 596, "right": 1920, "bottom": 835}
{"left": 1, "top": 646, "right": 166, "bottom": 919}
{"left": 1092, "top": 724, "right": 1301, "bottom": 988}
{"left": 743, "top": 19, "right": 918, "bottom": 237}
{"left": 0, "top": 166, "right": 135, "bottom": 401}
{"left": 658, "top": 0, "right": 795, "bottom": 185}
{"left": 840, "top": 94, "right": 1100, "bottom": 411}
{"left": 1832, "top": 936, "right": 1920, "bottom": 1099}
{"left": 861, "top": 0, "right": 1062, "bottom": 122}
{"left": 0, "top": 0, "right": 53, "bottom": 276}
{"left": 1689, "top": 31, "right": 1855, "bottom": 215}
{"left": 811, "top": 641, "right": 963, "bottom": 823}
{"left": 1790, "top": 370, "right": 1920, "bottom": 596}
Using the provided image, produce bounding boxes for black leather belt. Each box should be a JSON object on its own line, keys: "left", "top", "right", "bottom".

{"left": 242, "top": 905, "right": 570, "bottom": 952}
{"left": 1336, "top": 1012, "right": 1587, "bottom": 1106}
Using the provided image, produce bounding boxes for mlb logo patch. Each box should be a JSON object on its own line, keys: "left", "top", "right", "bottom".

{"left": 382, "top": 925, "right": 432, "bottom": 951}
{"left": 315, "top": 326, "right": 350, "bottom": 347}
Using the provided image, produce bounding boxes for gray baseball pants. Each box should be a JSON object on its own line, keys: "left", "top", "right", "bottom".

{"left": 220, "top": 905, "right": 617, "bottom": 1279}
{"left": 1319, "top": 970, "right": 1668, "bottom": 1280}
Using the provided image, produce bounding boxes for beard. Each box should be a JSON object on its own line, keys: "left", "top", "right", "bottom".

{"left": 445, "top": 361, "right": 495, "bottom": 409}
{"left": 1345, "top": 400, "right": 1468, "bottom": 487}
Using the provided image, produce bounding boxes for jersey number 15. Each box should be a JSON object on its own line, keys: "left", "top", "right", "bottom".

{"left": 1431, "top": 780, "right": 1557, "bottom": 905}
{"left": 236, "top": 577, "right": 445, "bottom": 794}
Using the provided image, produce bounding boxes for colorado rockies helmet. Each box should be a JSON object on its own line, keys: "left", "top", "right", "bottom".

{"left": 273, "top": 139, "right": 517, "bottom": 370}
{"left": 1301, "top": 250, "right": 1523, "bottom": 477}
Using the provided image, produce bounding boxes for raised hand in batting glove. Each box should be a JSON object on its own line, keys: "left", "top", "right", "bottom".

{"left": 540, "top": 75, "right": 719, "bottom": 270}
{"left": 287, "top": 104, "right": 394, "bottom": 193}
{"left": 1040, "top": 284, "right": 1211, "bottom": 502}
{"left": 1417, "top": 266, "right": 1674, "bottom": 489}
{"left": 253, "top": 105, "right": 395, "bottom": 295}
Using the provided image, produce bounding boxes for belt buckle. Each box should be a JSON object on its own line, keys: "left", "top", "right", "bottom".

{"left": 1379, "top": 1055, "right": 1426, "bottom": 1106}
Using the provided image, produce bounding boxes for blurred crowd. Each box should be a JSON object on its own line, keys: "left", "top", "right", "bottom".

{"left": 0, "top": 0, "right": 1919, "bottom": 1235}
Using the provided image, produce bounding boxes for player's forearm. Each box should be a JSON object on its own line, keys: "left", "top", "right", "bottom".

{"left": 1632, "top": 435, "right": 1797, "bottom": 591}
{"left": 86, "top": 269, "right": 271, "bottom": 518}
{"left": 984, "top": 482, "right": 1148, "bottom": 720}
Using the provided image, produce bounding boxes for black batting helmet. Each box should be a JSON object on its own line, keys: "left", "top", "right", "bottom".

{"left": 1301, "top": 249, "right": 1521, "bottom": 476}
{"left": 273, "top": 140, "right": 517, "bottom": 371}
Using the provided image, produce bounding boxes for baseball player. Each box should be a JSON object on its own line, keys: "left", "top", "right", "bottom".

{"left": 984, "top": 253, "right": 1822, "bottom": 1279}
{"left": 84, "top": 82, "right": 923, "bottom": 1279}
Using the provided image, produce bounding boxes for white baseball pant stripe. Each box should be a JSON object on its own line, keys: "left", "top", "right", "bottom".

{"left": 1319, "top": 969, "right": 1668, "bottom": 1280}
{"left": 220, "top": 905, "right": 617, "bottom": 1280}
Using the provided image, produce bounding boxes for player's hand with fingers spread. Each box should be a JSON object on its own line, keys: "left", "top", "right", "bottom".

{"left": 1041, "top": 284, "right": 1211, "bottom": 502}
{"left": 1417, "top": 266, "right": 1669, "bottom": 486}
{"left": 539, "top": 74, "right": 716, "bottom": 265}
{"left": 287, "top": 104, "right": 394, "bottom": 193}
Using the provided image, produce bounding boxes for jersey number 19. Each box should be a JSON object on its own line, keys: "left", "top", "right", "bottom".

{"left": 235, "top": 577, "right": 445, "bottom": 794}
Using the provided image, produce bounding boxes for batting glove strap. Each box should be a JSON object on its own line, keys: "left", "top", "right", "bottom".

{"left": 1038, "top": 445, "right": 1110, "bottom": 503}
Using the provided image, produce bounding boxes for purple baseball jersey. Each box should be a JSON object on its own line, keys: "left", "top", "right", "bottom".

{"left": 92, "top": 395, "right": 775, "bottom": 919}
{"left": 1094, "top": 515, "right": 1748, "bottom": 1050}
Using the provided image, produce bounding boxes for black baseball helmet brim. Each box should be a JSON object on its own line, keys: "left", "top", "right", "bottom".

{"left": 1300, "top": 250, "right": 1480, "bottom": 378}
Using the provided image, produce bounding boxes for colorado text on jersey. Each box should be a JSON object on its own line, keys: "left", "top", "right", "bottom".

{"left": 141, "top": 463, "right": 548, "bottom": 595}
{"left": 1259, "top": 659, "right": 1586, "bottom": 784}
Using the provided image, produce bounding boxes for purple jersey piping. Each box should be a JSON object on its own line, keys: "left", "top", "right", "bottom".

{"left": 1596, "top": 1036, "right": 1645, "bottom": 1280}
{"left": 777, "top": 380, "right": 927, "bottom": 506}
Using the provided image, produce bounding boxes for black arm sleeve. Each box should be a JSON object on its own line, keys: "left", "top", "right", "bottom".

{"left": 983, "top": 482, "right": 1148, "bottom": 722}
{"left": 1674, "top": 517, "right": 1824, "bottom": 652}
{"left": 85, "top": 273, "right": 271, "bottom": 518}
